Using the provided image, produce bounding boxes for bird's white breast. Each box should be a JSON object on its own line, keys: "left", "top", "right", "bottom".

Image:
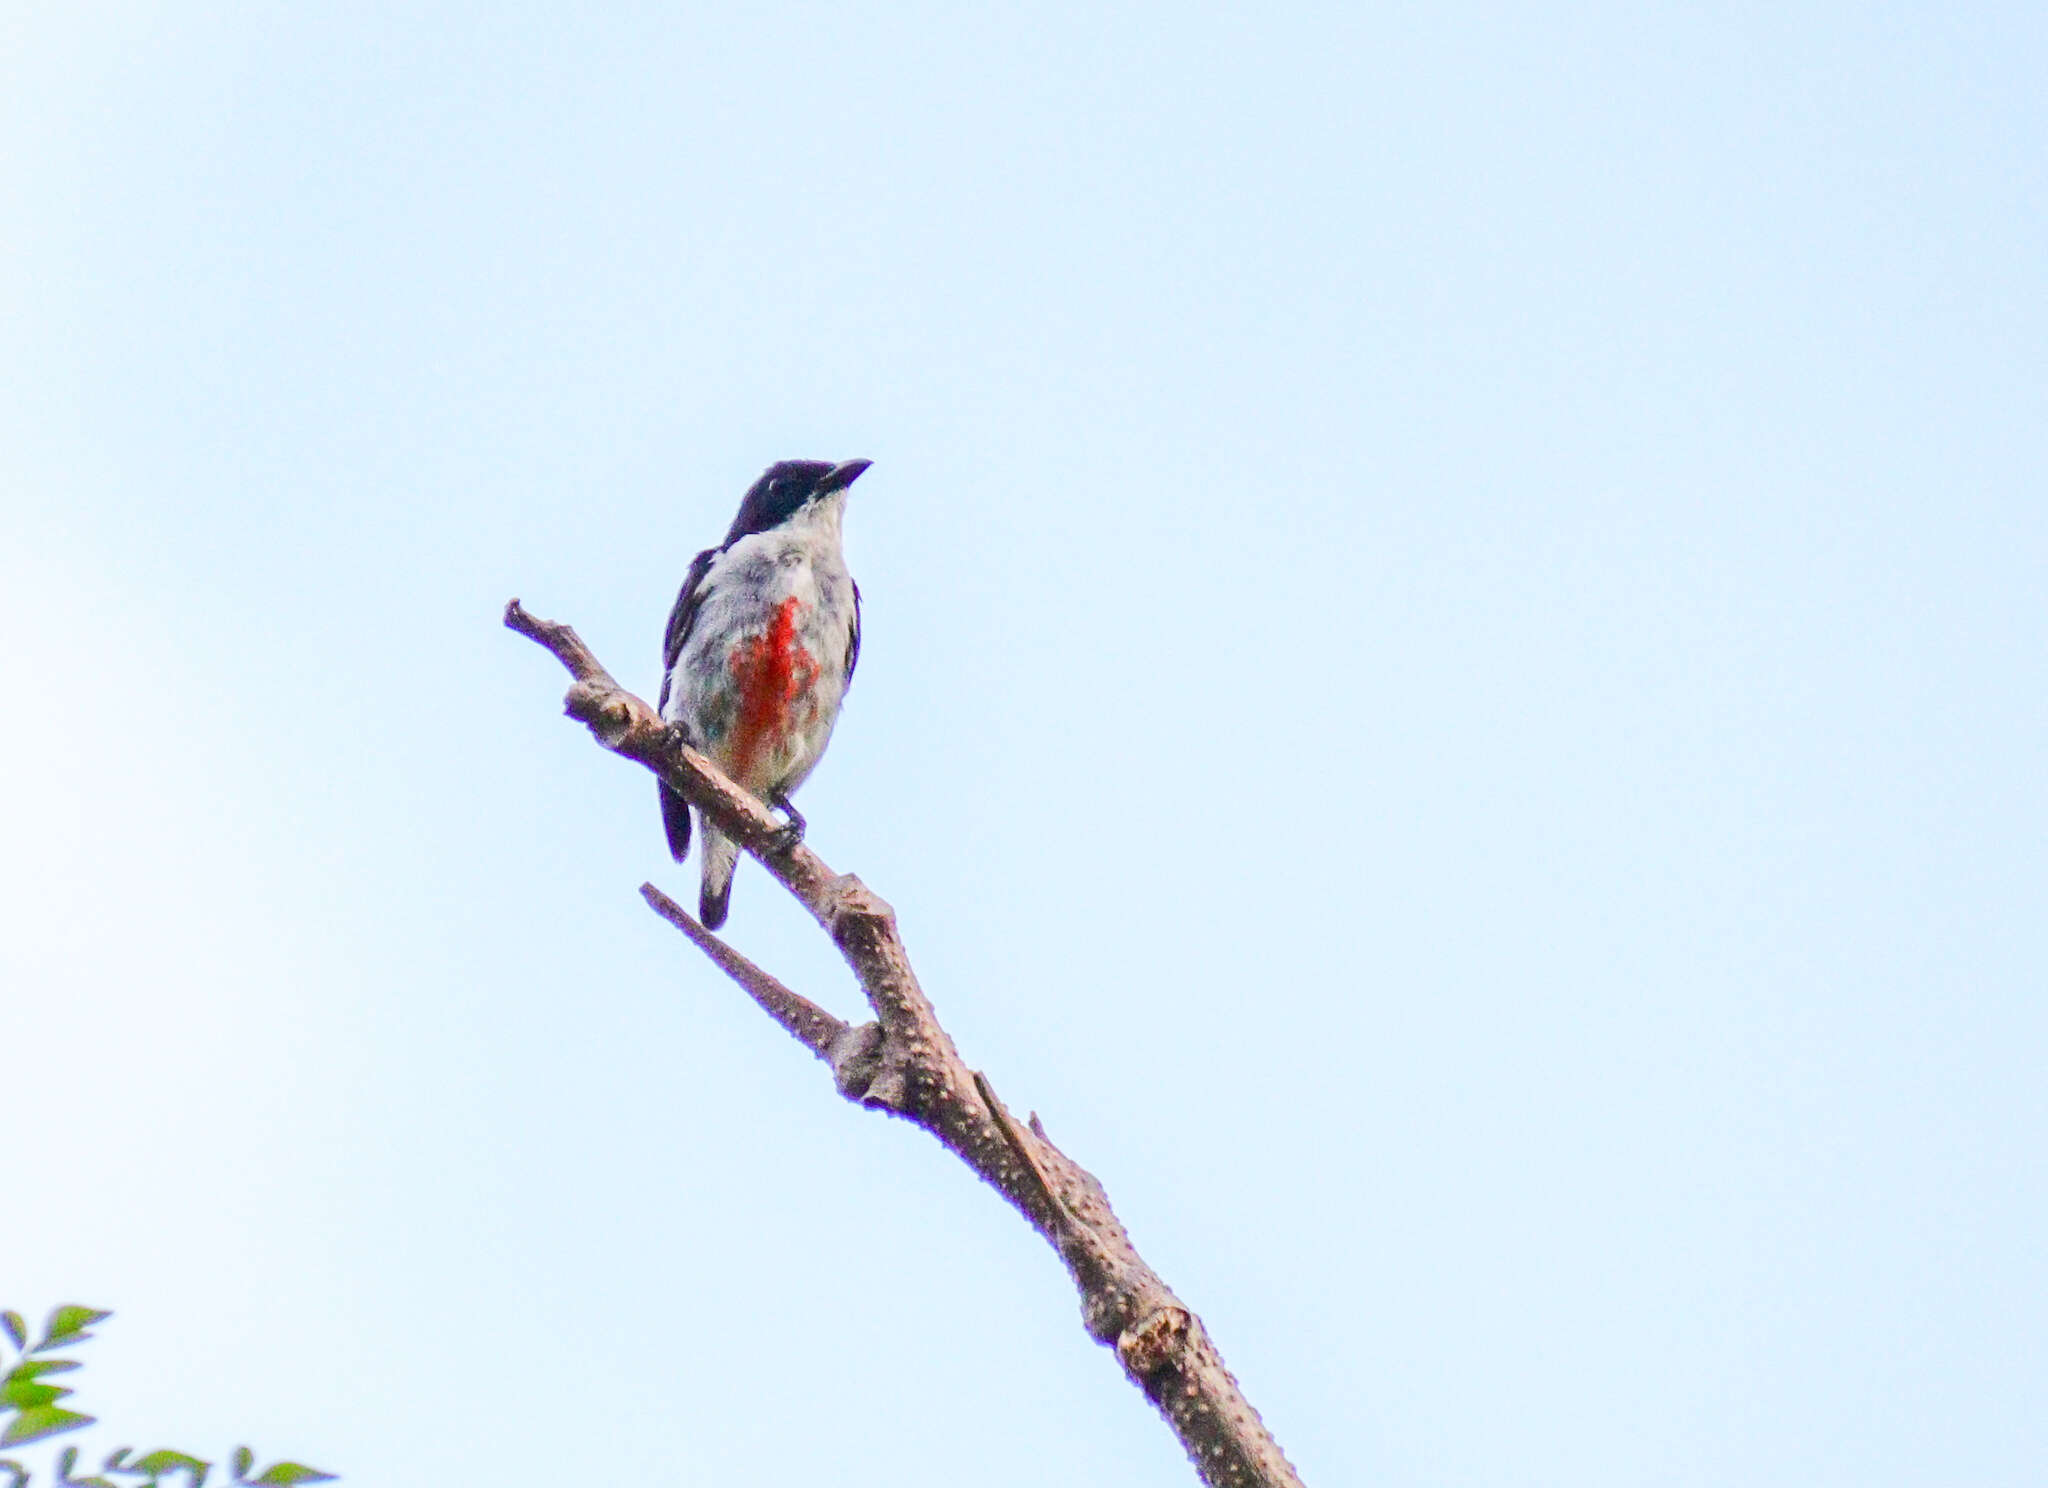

{"left": 665, "top": 493, "right": 855, "bottom": 793}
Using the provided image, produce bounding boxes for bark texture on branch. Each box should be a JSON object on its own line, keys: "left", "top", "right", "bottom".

{"left": 507, "top": 598, "right": 1306, "bottom": 1488}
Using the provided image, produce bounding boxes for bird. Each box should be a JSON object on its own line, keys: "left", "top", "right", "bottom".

{"left": 657, "top": 458, "right": 870, "bottom": 929}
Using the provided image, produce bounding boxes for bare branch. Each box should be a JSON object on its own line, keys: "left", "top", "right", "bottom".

{"left": 509, "top": 600, "right": 1306, "bottom": 1488}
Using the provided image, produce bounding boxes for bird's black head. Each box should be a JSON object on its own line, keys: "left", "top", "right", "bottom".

{"left": 724, "top": 458, "right": 872, "bottom": 545}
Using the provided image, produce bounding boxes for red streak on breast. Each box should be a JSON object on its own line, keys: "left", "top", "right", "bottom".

{"left": 727, "top": 596, "right": 817, "bottom": 783}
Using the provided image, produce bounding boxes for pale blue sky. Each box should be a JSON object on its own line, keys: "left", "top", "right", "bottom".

{"left": 5, "top": 4, "right": 2044, "bottom": 1485}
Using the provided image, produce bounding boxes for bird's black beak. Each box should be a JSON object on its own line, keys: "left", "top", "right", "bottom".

{"left": 818, "top": 458, "right": 872, "bottom": 494}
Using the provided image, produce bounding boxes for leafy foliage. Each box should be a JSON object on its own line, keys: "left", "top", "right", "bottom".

{"left": 0, "top": 1309, "right": 335, "bottom": 1487}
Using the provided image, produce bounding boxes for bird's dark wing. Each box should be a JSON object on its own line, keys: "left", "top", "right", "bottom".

{"left": 659, "top": 546, "right": 719, "bottom": 714}
{"left": 658, "top": 545, "right": 719, "bottom": 863}
{"left": 844, "top": 578, "right": 862, "bottom": 688}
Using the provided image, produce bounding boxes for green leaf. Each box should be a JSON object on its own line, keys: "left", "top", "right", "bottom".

{"left": 0, "top": 1403, "right": 95, "bottom": 1446}
{"left": 103, "top": 1446, "right": 133, "bottom": 1470}
{"left": 133, "top": 1449, "right": 210, "bottom": 1484}
{"left": 0, "top": 1314, "right": 24, "bottom": 1351}
{"left": 6, "top": 1358, "right": 81, "bottom": 1379}
{"left": 0, "top": 1376, "right": 67, "bottom": 1409}
{"left": 0, "top": 1457, "right": 27, "bottom": 1488}
{"left": 231, "top": 1446, "right": 254, "bottom": 1479}
{"left": 248, "top": 1466, "right": 336, "bottom": 1486}
{"left": 59, "top": 1445, "right": 79, "bottom": 1474}
{"left": 35, "top": 1306, "right": 111, "bottom": 1353}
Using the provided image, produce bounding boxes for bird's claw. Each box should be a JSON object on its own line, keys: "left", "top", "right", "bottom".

{"left": 769, "top": 793, "right": 807, "bottom": 854}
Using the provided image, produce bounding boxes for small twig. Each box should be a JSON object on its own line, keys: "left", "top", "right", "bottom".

{"left": 972, "top": 1070, "right": 1064, "bottom": 1222}
{"left": 639, "top": 884, "right": 848, "bottom": 1061}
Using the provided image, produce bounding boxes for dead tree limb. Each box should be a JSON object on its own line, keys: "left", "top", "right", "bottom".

{"left": 506, "top": 598, "right": 1306, "bottom": 1488}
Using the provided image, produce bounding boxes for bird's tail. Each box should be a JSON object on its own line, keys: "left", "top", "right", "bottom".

{"left": 699, "top": 822, "right": 738, "bottom": 930}
{"left": 659, "top": 782, "right": 692, "bottom": 861}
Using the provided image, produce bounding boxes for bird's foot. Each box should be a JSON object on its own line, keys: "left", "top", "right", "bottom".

{"left": 768, "top": 792, "right": 807, "bottom": 854}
